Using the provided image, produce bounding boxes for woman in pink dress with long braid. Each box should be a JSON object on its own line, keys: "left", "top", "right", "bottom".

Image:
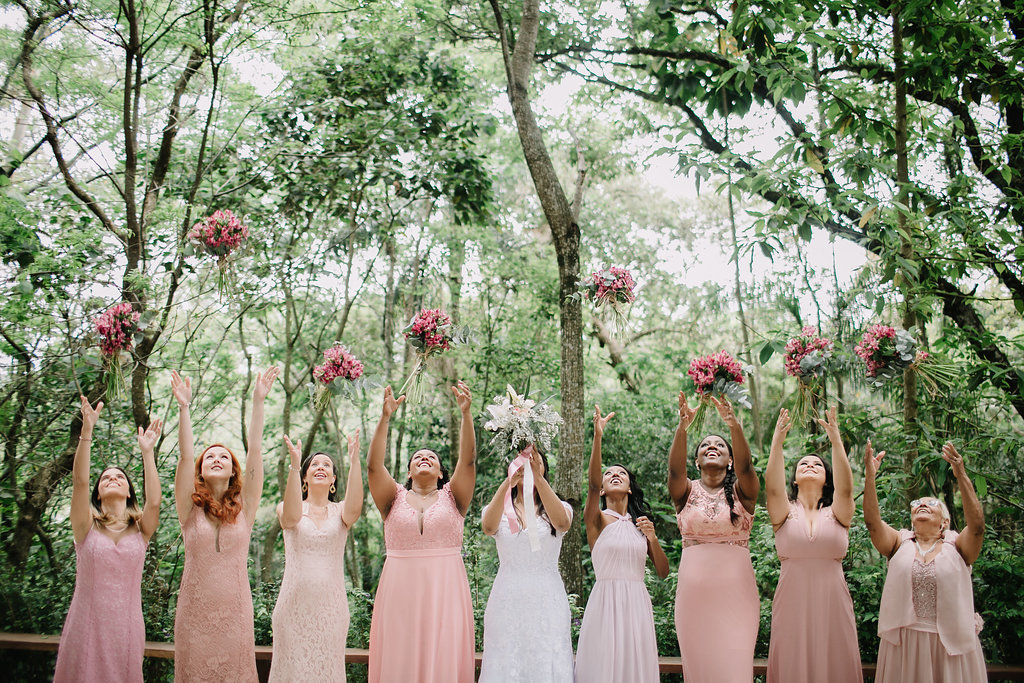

{"left": 172, "top": 367, "right": 278, "bottom": 683}
{"left": 668, "top": 392, "right": 760, "bottom": 683}
{"left": 366, "top": 383, "right": 476, "bottom": 683}
{"left": 575, "top": 405, "right": 670, "bottom": 683}
{"left": 53, "top": 397, "right": 162, "bottom": 683}
{"left": 764, "top": 406, "right": 862, "bottom": 683}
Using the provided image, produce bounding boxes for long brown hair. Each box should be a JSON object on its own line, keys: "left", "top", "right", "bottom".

{"left": 90, "top": 466, "right": 143, "bottom": 527}
{"left": 192, "top": 444, "right": 243, "bottom": 523}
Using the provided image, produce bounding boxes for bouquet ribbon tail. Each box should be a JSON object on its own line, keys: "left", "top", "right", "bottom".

{"left": 503, "top": 449, "right": 541, "bottom": 551}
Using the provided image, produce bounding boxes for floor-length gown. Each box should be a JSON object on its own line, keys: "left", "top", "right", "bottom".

{"left": 767, "top": 503, "right": 862, "bottom": 683}
{"left": 174, "top": 507, "right": 257, "bottom": 682}
{"left": 53, "top": 527, "right": 147, "bottom": 683}
{"left": 675, "top": 479, "right": 759, "bottom": 683}
{"left": 574, "top": 509, "right": 660, "bottom": 683}
{"left": 269, "top": 501, "right": 350, "bottom": 682}
{"left": 479, "top": 501, "right": 574, "bottom": 682}
{"left": 368, "top": 482, "right": 474, "bottom": 683}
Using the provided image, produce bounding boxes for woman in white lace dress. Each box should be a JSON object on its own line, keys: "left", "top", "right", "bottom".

{"left": 268, "top": 429, "right": 363, "bottom": 682}
{"left": 479, "top": 445, "right": 574, "bottom": 682}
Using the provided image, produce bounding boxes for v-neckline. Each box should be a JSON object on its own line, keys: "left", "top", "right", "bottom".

{"left": 796, "top": 503, "right": 820, "bottom": 541}
{"left": 93, "top": 526, "right": 138, "bottom": 547}
{"left": 407, "top": 488, "right": 441, "bottom": 535}
{"left": 304, "top": 502, "right": 331, "bottom": 532}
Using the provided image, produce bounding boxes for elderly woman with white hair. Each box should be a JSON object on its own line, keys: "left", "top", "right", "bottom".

{"left": 863, "top": 441, "right": 986, "bottom": 683}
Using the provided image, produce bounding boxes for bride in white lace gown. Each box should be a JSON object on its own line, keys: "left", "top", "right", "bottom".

{"left": 479, "top": 447, "right": 574, "bottom": 683}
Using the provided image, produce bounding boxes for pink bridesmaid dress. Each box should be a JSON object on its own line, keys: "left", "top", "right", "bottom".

{"left": 574, "top": 510, "right": 660, "bottom": 683}
{"left": 767, "top": 503, "right": 862, "bottom": 683}
{"left": 675, "top": 479, "right": 759, "bottom": 683}
{"left": 174, "top": 508, "right": 257, "bottom": 682}
{"left": 368, "top": 482, "right": 474, "bottom": 683}
{"left": 269, "top": 501, "right": 350, "bottom": 682}
{"left": 53, "top": 527, "right": 147, "bottom": 683}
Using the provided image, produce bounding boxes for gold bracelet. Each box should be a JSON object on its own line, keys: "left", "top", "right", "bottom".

{"left": 288, "top": 464, "right": 300, "bottom": 473}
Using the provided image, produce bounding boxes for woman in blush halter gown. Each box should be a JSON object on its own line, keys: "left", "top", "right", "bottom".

{"left": 268, "top": 428, "right": 363, "bottom": 682}
{"left": 171, "top": 367, "right": 279, "bottom": 683}
{"left": 574, "top": 405, "right": 670, "bottom": 683}
{"left": 668, "top": 392, "right": 760, "bottom": 683}
{"left": 53, "top": 397, "right": 162, "bottom": 683}
{"left": 764, "top": 406, "right": 862, "bottom": 683}
{"left": 366, "top": 383, "right": 477, "bottom": 683}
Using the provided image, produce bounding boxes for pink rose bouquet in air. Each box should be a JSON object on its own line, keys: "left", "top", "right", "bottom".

{"left": 94, "top": 302, "right": 140, "bottom": 399}
{"left": 400, "top": 308, "right": 465, "bottom": 403}
{"left": 580, "top": 266, "right": 637, "bottom": 336}
{"left": 854, "top": 324, "right": 957, "bottom": 393}
{"left": 687, "top": 350, "right": 751, "bottom": 434}
{"left": 187, "top": 209, "right": 249, "bottom": 296}
{"left": 783, "top": 327, "right": 833, "bottom": 422}
{"left": 310, "top": 343, "right": 364, "bottom": 411}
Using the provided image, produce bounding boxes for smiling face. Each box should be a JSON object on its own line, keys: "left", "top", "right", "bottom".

{"left": 303, "top": 453, "right": 337, "bottom": 493}
{"left": 408, "top": 449, "right": 442, "bottom": 482}
{"left": 695, "top": 435, "right": 733, "bottom": 472}
{"left": 601, "top": 465, "right": 631, "bottom": 496}
{"left": 910, "top": 496, "right": 949, "bottom": 534}
{"left": 200, "top": 445, "right": 234, "bottom": 482}
{"left": 794, "top": 455, "right": 826, "bottom": 487}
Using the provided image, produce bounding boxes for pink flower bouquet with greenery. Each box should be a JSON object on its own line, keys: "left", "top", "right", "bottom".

{"left": 580, "top": 266, "right": 636, "bottom": 335}
{"left": 687, "top": 350, "right": 751, "bottom": 434}
{"left": 784, "top": 327, "right": 833, "bottom": 421}
{"left": 94, "top": 302, "right": 140, "bottom": 398}
{"left": 310, "top": 343, "right": 364, "bottom": 411}
{"left": 400, "top": 308, "right": 466, "bottom": 403}
{"left": 187, "top": 209, "right": 249, "bottom": 296}
{"left": 854, "top": 324, "right": 957, "bottom": 393}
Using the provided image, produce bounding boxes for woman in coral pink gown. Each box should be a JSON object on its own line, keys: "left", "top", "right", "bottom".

{"left": 172, "top": 367, "right": 278, "bottom": 683}
{"left": 668, "top": 393, "right": 760, "bottom": 683}
{"left": 764, "top": 407, "right": 862, "bottom": 683}
{"left": 269, "top": 429, "right": 363, "bottom": 682}
{"left": 53, "top": 397, "right": 162, "bottom": 683}
{"left": 865, "top": 441, "right": 987, "bottom": 683}
{"left": 366, "top": 384, "right": 477, "bottom": 683}
{"left": 575, "top": 406, "right": 670, "bottom": 683}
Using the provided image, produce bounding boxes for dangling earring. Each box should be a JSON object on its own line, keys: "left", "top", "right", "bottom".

{"left": 728, "top": 463, "right": 733, "bottom": 471}
{"left": 301, "top": 483, "right": 308, "bottom": 493}
{"left": 329, "top": 484, "right": 337, "bottom": 494}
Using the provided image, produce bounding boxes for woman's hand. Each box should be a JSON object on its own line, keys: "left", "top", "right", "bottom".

{"left": 283, "top": 434, "right": 302, "bottom": 470}
{"left": 864, "top": 440, "right": 886, "bottom": 480}
{"left": 451, "top": 381, "right": 472, "bottom": 414}
{"left": 80, "top": 396, "right": 103, "bottom": 433}
{"left": 170, "top": 370, "right": 192, "bottom": 407}
{"left": 593, "top": 404, "right": 615, "bottom": 438}
{"left": 816, "top": 405, "right": 841, "bottom": 443}
{"left": 941, "top": 442, "right": 967, "bottom": 480}
{"left": 710, "top": 396, "right": 740, "bottom": 428}
{"left": 636, "top": 516, "right": 658, "bottom": 543}
{"left": 773, "top": 408, "right": 792, "bottom": 442}
{"left": 677, "top": 391, "right": 698, "bottom": 432}
{"left": 253, "top": 366, "right": 280, "bottom": 402}
{"left": 137, "top": 418, "right": 162, "bottom": 453}
{"left": 381, "top": 386, "right": 406, "bottom": 419}
{"left": 347, "top": 428, "right": 360, "bottom": 464}
{"left": 528, "top": 445, "right": 545, "bottom": 478}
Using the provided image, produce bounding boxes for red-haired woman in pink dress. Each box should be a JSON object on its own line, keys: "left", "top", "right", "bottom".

{"left": 864, "top": 441, "right": 986, "bottom": 683}
{"left": 171, "top": 367, "right": 278, "bottom": 682}
{"left": 668, "top": 392, "right": 760, "bottom": 683}
{"left": 366, "top": 383, "right": 476, "bottom": 683}
{"left": 53, "top": 397, "right": 162, "bottom": 683}
{"left": 764, "top": 406, "right": 862, "bottom": 683}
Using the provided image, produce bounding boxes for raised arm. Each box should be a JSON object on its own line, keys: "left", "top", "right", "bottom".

{"left": 341, "top": 428, "right": 363, "bottom": 528}
{"left": 712, "top": 396, "right": 758, "bottom": 512}
{"left": 448, "top": 382, "right": 476, "bottom": 515}
{"left": 481, "top": 467, "right": 519, "bottom": 536}
{"left": 636, "top": 516, "right": 670, "bottom": 578}
{"left": 943, "top": 443, "right": 984, "bottom": 565}
{"left": 172, "top": 371, "right": 196, "bottom": 526}
{"left": 818, "top": 406, "right": 854, "bottom": 527}
{"left": 241, "top": 366, "right": 279, "bottom": 520}
{"left": 137, "top": 418, "right": 163, "bottom": 541}
{"left": 765, "top": 408, "right": 792, "bottom": 530}
{"left": 863, "top": 440, "right": 900, "bottom": 558}
{"left": 529, "top": 446, "right": 571, "bottom": 532}
{"left": 584, "top": 405, "right": 614, "bottom": 549}
{"left": 367, "top": 386, "right": 404, "bottom": 516}
{"left": 71, "top": 397, "right": 103, "bottom": 544}
{"left": 278, "top": 435, "right": 303, "bottom": 530}
{"left": 668, "top": 392, "right": 696, "bottom": 512}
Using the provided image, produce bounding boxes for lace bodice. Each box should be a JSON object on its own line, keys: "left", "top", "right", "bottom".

{"left": 385, "top": 482, "right": 465, "bottom": 551}
{"left": 676, "top": 479, "right": 753, "bottom": 543}
{"left": 281, "top": 501, "right": 349, "bottom": 575}
{"left": 912, "top": 557, "right": 938, "bottom": 622}
{"left": 489, "top": 501, "right": 571, "bottom": 571}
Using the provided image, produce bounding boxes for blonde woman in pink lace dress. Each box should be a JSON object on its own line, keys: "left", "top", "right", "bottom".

{"left": 172, "top": 367, "right": 278, "bottom": 683}
{"left": 366, "top": 383, "right": 476, "bottom": 683}
{"left": 268, "top": 428, "right": 363, "bottom": 681}
{"left": 668, "top": 393, "right": 760, "bottom": 683}
{"left": 53, "top": 397, "right": 162, "bottom": 683}
{"left": 764, "top": 407, "right": 862, "bottom": 683}
{"left": 864, "top": 441, "right": 986, "bottom": 683}
{"left": 575, "top": 406, "right": 670, "bottom": 683}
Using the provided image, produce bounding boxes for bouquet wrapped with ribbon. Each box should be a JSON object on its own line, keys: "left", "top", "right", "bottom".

{"left": 783, "top": 327, "right": 833, "bottom": 422}
{"left": 687, "top": 350, "right": 751, "bottom": 434}
{"left": 483, "top": 385, "right": 563, "bottom": 551}
{"left": 580, "top": 266, "right": 637, "bottom": 337}
{"left": 187, "top": 209, "right": 249, "bottom": 297}
{"left": 310, "top": 343, "right": 364, "bottom": 411}
{"left": 94, "top": 302, "right": 140, "bottom": 399}
{"left": 854, "top": 324, "right": 957, "bottom": 393}
{"left": 400, "top": 308, "right": 465, "bottom": 403}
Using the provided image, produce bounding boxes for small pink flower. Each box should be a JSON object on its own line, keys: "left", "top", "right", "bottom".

{"left": 688, "top": 350, "right": 744, "bottom": 395}
{"left": 94, "top": 302, "right": 140, "bottom": 357}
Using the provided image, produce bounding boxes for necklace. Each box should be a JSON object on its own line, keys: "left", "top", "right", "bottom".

{"left": 915, "top": 536, "right": 940, "bottom": 556}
